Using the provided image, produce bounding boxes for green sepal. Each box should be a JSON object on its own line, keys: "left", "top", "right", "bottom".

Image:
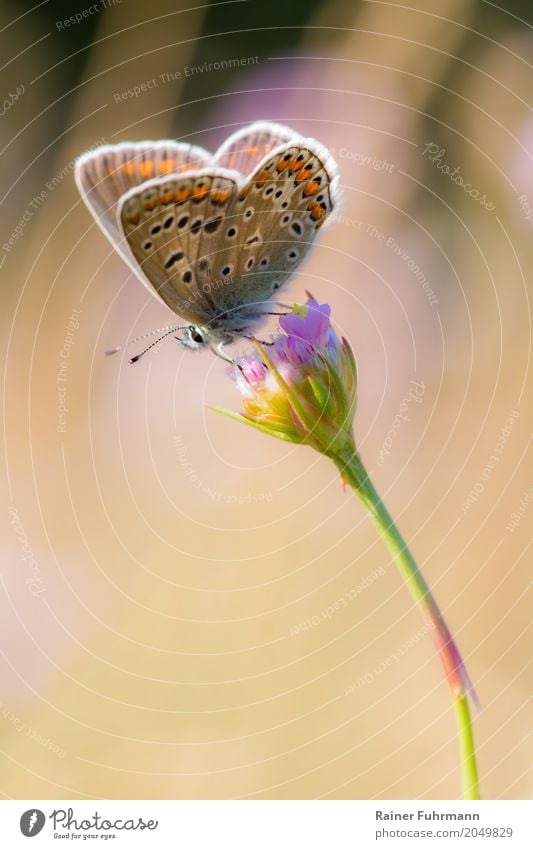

{"left": 208, "top": 406, "right": 300, "bottom": 443}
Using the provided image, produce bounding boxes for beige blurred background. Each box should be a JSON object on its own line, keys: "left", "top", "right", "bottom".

{"left": 0, "top": 0, "right": 531, "bottom": 800}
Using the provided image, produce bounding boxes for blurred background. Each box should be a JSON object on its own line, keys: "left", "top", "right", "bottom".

{"left": 1, "top": 0, "right": 531, "bottom": 800}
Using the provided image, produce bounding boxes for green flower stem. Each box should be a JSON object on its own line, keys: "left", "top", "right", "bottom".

{"left": 332, "top": 446, "right": 480, "bottom": 800}
{"left": 455, "top": 693, "right": 480, "bottom": 801}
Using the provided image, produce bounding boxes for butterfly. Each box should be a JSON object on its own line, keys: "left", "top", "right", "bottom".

{"left": 75, "top": 122, "right": 340, "bottom": 358}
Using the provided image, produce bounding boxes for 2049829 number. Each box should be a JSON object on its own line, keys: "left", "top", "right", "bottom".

{"left": 462, "top": 827, "right": 513, "bottom": 837}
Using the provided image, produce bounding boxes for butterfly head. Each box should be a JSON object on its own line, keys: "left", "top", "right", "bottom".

{"left": 180, "top": 325, "right": 210, "bottom": 350}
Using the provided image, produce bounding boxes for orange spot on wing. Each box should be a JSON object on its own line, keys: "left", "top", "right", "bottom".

{"left": 159, "top": 159, "right": 176, "bottom": 175}
{"left": 303, "top": 180, "right": 320, "bottom": 196}
{"left": 160, "top": 191, "right": 175, "bottom": 204}
{"left": 212, "top": 189, "right": 231, "bottom": 205}
{"left": 143, "top": 198, "right": 159, "bottom": 211}
{"left": 255, "top": 170, "right": 269, "bottom": 187}
{"left": 308, "top": 201, "right": 326, "bottom": 225}
{"left": 139, "top": 161, "right": 155, "bottom": 178}
{"left": 289, "top": 159, "right": 304, "bottom": 173}
{"left": 277, "top": 158, "right": 291, "bottom": 172}
{"left": 175, "top": 186, "right": 192, "bottom": 203}
{"left": 295, "top": 167, "right": 313, "bottom": 184}
{"left": 192, "top": 182, "right": 210, "bottom": 201}
{"left": 122, "top": 163, "right": 136, "bottom": 176}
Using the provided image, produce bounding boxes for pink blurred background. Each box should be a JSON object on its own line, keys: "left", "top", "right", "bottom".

{"left": 0, "top": 0, "right": 531, "bottom": 799}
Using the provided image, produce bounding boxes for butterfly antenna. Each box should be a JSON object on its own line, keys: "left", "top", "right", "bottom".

{"left": 128, "top": 325, "right": 188, "bottom": 364}
{"left": 105, "top": 324, "right": 186, "bottom": 359}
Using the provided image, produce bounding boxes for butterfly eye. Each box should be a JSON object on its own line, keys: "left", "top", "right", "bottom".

{"left": 188, "top": 326, "right": 205, "bottom": 345}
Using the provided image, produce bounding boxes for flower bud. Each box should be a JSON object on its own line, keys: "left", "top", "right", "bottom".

{"left": 218, "top": 299, "right": 357, "bottom": 456}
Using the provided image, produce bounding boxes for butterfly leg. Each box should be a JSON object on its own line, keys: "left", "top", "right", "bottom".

{"left": 209, "top": 339, "right": 272, "bottom": 373}
{"left": 241, "top": 335, "right": 275, "bottom": 347}
{"left": 209, "top": 340, "right": 236, "bottom": 365}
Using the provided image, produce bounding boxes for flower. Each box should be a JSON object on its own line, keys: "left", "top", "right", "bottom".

{"left": 278, "top": 300, "right": 331, "bottom": 364}
{"left": 220, "top": 298, "right": 357, "bottom": 457}
{"left": 213, "top": 295, "right": 479, "bottom": 798}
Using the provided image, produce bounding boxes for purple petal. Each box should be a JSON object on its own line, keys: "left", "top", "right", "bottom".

{"left": 279, "top": 299, "right": 331, "bottom": 349}
{"left": 241, "top": 357, "right": 266, "bottom": 384}
{"left": 273, "top": 334, "right": 313, "bottom": 367}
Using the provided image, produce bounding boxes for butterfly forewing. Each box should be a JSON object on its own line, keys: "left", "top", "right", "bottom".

{"left": 213, "top": 121, "right": 299, "bottom": 176}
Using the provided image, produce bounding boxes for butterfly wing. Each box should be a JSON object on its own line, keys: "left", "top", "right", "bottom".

{"left": 213, "top": 121, "right": 300, "bottom": 175}
{"left": 117, "top": 168, "right": 242, "bottom": 324}
{"left": 199, "top": 139, "right": 341, "bottom": 315}
{"left": 74, "top": 141, "right": 211, "bottom": 260}
{"left": 82, "top": 130, "right": 339, "bottom": 335}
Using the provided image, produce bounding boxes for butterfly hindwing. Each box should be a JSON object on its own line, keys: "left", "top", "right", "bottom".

{"left": 75, "top": 141, "right": 211, "bottom": 253}
{"left": 118, "top": 170, "right": 241, "bottom": 322}
{"left": 200, "top": 140, "right": 339, "bottom": 312}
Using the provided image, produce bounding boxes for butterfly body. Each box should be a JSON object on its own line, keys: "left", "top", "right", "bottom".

{"left": 75, "top": 123, "right": 340, "bottom": 351}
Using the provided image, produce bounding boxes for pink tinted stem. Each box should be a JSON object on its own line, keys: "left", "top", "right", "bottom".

{"left": 334, "top": 447, "right": 480, "bottom": 800}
